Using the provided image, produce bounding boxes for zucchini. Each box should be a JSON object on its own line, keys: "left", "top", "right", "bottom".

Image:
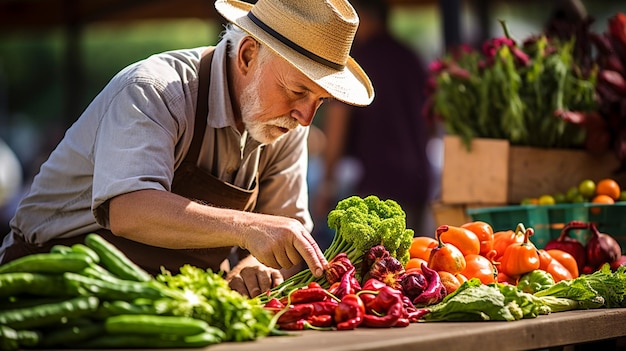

{"left": 63, "top": 272, "right": 164, "bottom": 300}
{"left": 0, "top": 252, "right": 93, "bottom": 274}
{"left": 0, "top": 296, "right": 99, "bottom": 330}
{"left": 105, "top": 314, "right": 210, "bottom": 336}
{"left": 84, "top": 233, "right": 151, "bottom": 282}
{"left": 0, "top": 272, "right": 70, "bottom": 298}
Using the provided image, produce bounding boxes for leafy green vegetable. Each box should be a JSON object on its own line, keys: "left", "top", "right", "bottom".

{"left": 517, "top": 269, "right": 556, "bottom": 294}
{"left": 422, "top": 279, "right": 522, "bottom": 322}
{"left": 154, "top": 265, "right": 274, "bottom": 342}
{"left": 535, "top": 264, "right": 626, "bottom": 308}
{"left": 421, "top": 275, "right": 606, "bottom": 323}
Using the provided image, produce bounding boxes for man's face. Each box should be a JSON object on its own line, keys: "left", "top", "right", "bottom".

{"left": 240, "top": 49, "right": 332, "bottom": 144}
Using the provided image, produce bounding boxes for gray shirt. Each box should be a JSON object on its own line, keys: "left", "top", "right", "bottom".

{"left": 3, "top": 40, "right": 312, "bottom": 255}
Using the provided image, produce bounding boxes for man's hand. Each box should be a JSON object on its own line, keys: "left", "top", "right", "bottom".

{"left": 226, "top": 255, "right": 283, "bottom": 298}
{"left": 239, "top": 215, "right": 327, "bottom": 278}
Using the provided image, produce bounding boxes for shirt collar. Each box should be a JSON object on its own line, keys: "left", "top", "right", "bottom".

{"left": 207, "top": 40, "right": 238, "bottom": 130}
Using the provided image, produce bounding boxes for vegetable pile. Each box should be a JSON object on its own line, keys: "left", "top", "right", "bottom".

{"left": 262, "top": 245, "right": 436, "bottom": 331}
{"left": 263, "top": 195, "right": 414, "bottom": 302}
{"left": 0, "top": 233, "right": 273, "bottom": 350}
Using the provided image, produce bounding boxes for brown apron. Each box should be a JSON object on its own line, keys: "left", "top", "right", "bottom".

{"left": 3, "top": 47, "right": 259, "bottom": 275}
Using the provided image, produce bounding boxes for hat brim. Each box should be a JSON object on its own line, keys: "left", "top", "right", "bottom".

{"left": 215, "top": 0, "right": 374, "bottom": 106}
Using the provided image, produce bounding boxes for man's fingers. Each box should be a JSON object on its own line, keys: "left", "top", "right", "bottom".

{"left": 293, "top": 234, "right": 325, "bottom": 277}
{"left": 271, "top": 269, "right": 284, "bottom": 287}
{"left": 304, "top": 232, "right": 328, "bottom": 267}
{"left": 228, "top": 276, "right": 248, "bottom": 297}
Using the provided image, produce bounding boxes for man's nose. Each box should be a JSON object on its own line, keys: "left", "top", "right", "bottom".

{"left": 291, "top": 100, "right": 321, "bottom": 126}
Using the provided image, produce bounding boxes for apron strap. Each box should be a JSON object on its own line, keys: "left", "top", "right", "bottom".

{"left": 185, "top": 47, "right": 215, "bottom": 163}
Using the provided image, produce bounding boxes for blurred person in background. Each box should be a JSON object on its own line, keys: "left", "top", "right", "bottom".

{"left": 313, "top": 0, "right": 436, "bottom": 239}
{"left": 0, "top": 0, "right": 375, "bottom": 298}
{"left": 0, "top": 138, "right": 22, "bottom": 236}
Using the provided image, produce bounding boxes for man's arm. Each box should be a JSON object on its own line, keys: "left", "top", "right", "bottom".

{"left": 108, "top": 189, "right": 326, "bottom": 275}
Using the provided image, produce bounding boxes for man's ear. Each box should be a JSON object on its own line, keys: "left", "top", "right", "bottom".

{"left": 237, "top": 37, "right": 259, "bottom": 76}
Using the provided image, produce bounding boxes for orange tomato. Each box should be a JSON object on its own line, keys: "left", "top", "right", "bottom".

{"left": 438, "top": 271, "right": 462, "bottom": 294}
{"left": 435, "top": 225, "right": 480, "bottom": 256}
{"left": 409, "top": 236, "right": 438, "bottom": 261}
{"left": 596, "top": 178, "right": 621, "bottom": 200}
{"left": 592, "top": 194, "right": 615, "bottom": 204}
{"left": 591, "top": 194, "right": 615, "bottom": 214}
{"left": 461, "top": 254, "right": 497, "bottom": 284}
{"left": 428, "top": 234, "right": 466, "bottom": 274}
{"left": 461, "top": 221, "right": 495, "bottom": 257}
{"left": 405, "top": 257, "right": 428, "bottom": 271}
{"left": 546, "top": 249, "right": 579, "bottom": 278}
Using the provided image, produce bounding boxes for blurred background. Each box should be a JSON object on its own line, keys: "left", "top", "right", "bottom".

{"left": 0, "top": 0, "right": 622, "bottom": 237}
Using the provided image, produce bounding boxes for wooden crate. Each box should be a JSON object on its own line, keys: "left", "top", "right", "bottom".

{"left": 431, "top": 202, "right": 499, "bottom": 227}
{"left": 440, "top": 135, "right": 624, "bottom": 205}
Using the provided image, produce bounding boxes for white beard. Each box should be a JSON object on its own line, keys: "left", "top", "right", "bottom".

{"left": 240, "top": 68, "right": 298, "bottom": 144}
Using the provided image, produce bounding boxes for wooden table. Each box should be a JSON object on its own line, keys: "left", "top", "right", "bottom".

{"left": 208, "top": 309, "right": 626, "bottom": 351}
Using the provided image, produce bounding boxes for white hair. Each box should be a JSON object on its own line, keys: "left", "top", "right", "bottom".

{"left": 219, "top": 23, "right": 273, "bottom": 64}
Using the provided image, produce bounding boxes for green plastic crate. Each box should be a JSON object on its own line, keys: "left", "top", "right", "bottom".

{"left": 467, "top": 203, "right": 626, "bottom": 251}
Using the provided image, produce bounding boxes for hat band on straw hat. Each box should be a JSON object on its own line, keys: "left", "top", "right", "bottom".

{"left": 246, "top": 12, "right": 344, "bottom": 71}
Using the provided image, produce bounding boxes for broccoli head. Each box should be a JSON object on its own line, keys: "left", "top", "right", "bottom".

{"left": 326, "top": 195, "right": 413, "bottom": 265}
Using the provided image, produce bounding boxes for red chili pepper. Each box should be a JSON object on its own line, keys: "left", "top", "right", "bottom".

{"left": 361, "top": 278, "right": 387, "bottom": 292}
{"left": 278, "top": 319, "right": 307, "bottom": 330}
{"left": 412, "top": 263, "right": 446, "bottom": 307}
{"left": 308, "top": 281, "right": 323, "bottom": 289}
{"left": 310, "top": 299, "right": 339, "bottom": 315}
{"left": 280, "top": 286, "right": 328, "bottom": 305}
{"left": 405, "top": 308, "right": 430, "bottom": 322}
{"left": 334, "top": 294, "right": 365, "bottom": 330}
{"left": 264, "top": 297, "right": 285, "bottom": 310}
{"left": 362, "top": 286, "right": 404, "bottom": 328}
{"left": 393, "top": 318, "right": 410, "bottom": 328}
{"left": 276, "top": 303, "right": 314, "bottom": 324}
{"left": 330, "top": 266, "right": 361, "bottom": 300}
{"left": 308, "top": 314, "right": 334, "bottom": 327}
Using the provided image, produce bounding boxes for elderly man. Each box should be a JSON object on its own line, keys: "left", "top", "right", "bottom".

{"left": 0, "top": 0, "right": 374, "bottom": 298}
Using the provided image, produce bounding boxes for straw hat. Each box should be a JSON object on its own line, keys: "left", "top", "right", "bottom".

{"left": 214, "top": 0, "right": 375, "bottom": 106}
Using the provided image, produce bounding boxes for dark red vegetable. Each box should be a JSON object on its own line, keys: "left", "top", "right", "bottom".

{"left": 325, "top": 253, "right": 354, "bottom": 284}
{"left": 412, "top": 263, "right": 446, "bottom": 307}
{"left": 280, "top": 286, "right": 328, "bottom": 305}
{"left": 544, "top": 221, "right": 587, "bottom": 272}
{"left": 362, "top": 286, "right": 404, "bottom": 328}
{"left": 367, "top": 255, "right": 405, "bottom": 290}
{"left": 276, "top": 303, "right": 314, "bottom": 324}
{"left": 334, "top": 294, "right": 365, "bottom": 330}
{"left": 327, "top": 265, "right": 360, "bottom": 300}
{"left": 263, "top": 297, "right": 284, "bottom": 311}
{"left": 585, "top": 222, "right": 622, "bottom": 270}
{"left": 399, "top": 270, "right": 428, "bottom": 302}
{"left": 307, "top": 314, "right": 334, "bottom": 328}
{"left": 611, "top": 255, "right": 626, "bottom": 271}
{"left": 310, "top": 300, "right": 339, "bottom": 316}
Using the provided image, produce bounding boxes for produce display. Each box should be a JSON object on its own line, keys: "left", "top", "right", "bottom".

{"left": 521, "top": 177, "right": 625, "bottom": 205}
{"left": 2, "top": 195, "right": 626, "bottom": 349}
{"left": 0, "top": 233, "right": 273, "bottom": 350}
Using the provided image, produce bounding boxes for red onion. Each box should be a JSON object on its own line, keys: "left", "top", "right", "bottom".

{"left": 544, "top": 221, "right": 587, "bottom": 272}
{"left": 610, "top": 255, "right": 626, "bottom": 271}
{"left": 585, "top": 222, "right": 622, "bottom": 270}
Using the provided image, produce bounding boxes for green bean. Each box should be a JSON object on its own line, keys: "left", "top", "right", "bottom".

{"left": 0, "top": 252, "right": 93, "bottom": 274}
